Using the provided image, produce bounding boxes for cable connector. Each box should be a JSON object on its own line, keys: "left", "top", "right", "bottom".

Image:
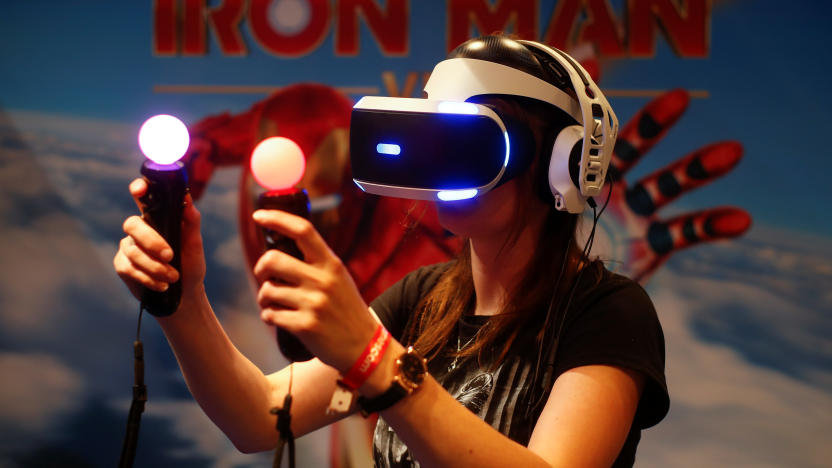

{"left": 272, "top": 394, "right": 294, "bottom": 440}
{"left": 271, "top": 393, "right": 296, "bottom": 468}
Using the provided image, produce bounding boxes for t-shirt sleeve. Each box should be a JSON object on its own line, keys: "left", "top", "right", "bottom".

{"left": 553, "top": 275, "right": 670, "bottom": 429}
{"left": 370, "top": 262, "right": 452, "bottom": 341}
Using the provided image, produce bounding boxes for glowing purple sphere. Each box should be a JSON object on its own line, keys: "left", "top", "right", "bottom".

{"left": 250, "top": 137, "right": 306, "bottom": 191}
{"left": 138, "top": 115, "right": 190, "bottom": 165}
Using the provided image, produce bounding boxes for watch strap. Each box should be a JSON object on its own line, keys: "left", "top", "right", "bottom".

{"left": 356, "top": 380, "right": 408, "bottom": 416}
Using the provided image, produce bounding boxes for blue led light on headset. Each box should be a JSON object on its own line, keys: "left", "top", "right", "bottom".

{"left": 437, "top": 189, "right": 479, "bottom": 201}
{"left": 376, "top": 143, "right": 401, "bottom": 156}
{"left": 503, "top": 131, "right": 510, "bottom": 168}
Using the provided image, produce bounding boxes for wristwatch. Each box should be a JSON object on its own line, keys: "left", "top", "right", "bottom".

{"left": 357, "top": 346, "right": 427, "bottom": 416}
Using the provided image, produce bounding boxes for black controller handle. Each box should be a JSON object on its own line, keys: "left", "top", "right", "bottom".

{"left": 258, "top": 189, "right": 315, "bottom": 363}
{"left": 138, "top": 161, "right": 188, "bottom": 317}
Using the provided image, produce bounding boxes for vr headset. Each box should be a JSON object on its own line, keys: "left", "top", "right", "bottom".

{"left": 350, "top": 38, "right": 618, "bottom": 213}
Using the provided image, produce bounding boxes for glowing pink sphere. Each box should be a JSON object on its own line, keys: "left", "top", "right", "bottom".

{"left": 250, "top": 137, "right": 306, "bottom": 190}
{"left": 138, "top": 115, "right": 190, "bottom": 165}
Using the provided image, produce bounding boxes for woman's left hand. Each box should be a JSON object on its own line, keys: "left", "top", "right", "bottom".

{"left": 252, "top": 209, "right": 379, "bottom": 372}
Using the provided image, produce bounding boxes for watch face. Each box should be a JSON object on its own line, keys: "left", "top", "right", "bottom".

{"left": 399, "top": 350, "right": 427, "bottom": 385}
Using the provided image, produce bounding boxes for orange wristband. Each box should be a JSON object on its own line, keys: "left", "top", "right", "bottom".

{"left": 341, "top": 324, "right": 391, "bottom": 390}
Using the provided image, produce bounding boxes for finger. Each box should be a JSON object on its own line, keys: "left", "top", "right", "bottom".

{"left": 123, "top": 215, "right": 174, "bottom": 262}
{"left": 646, "top": 207, "right": 752, "bottom": 256}
{"left": 114, "top": 247, "right": 171, "bottom": 292}
{"left": 610, "top": 89, "right": 689, "bottom": 179}
{"left": 624, "top": 142, "right": 743, "bottom": 216}
{"left": 260, "top": 308, "right": 314, "bottom": 334}
{"left": 120, "top": 236, "right": 180, "bottom": 283}
{"left": 181, "top": 193, "right": 203, "bottom": 249}
{"left": 182, "top": 138, "right": 217, "bottom": 202}
{"left": 183, "top": 193, "right": 200, "bottom": 225}
{"left": 252, "top": 209, "right": 332, "bottom": 264}
{"left": 257, "top": 280, "right": 304, "bottom": 310}
{"left": 253, "top": 248, "right": 318, "bottom": 286}
{"left": 129, "top": 178, "right": 148, "bottom": 212}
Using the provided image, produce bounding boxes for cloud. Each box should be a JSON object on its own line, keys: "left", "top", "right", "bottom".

{"left": 659, "top": 229, "right": 832, "bottom": 384}
{"left": 131, "top": 399, "right": 256, "bottom": 467}
{"left": 0, "top": 112, "right": 141, "bottom": 269}
{"left": 8, "top": 110, "right": 138, "bottom": 149}
{"left": 637, "top": 265, "right": 832, "bottom": 468}
{"left": 0, "top": 111, "right": 159, "bottom": 405}
{"left": 0, "top": 127, "right": 132, "bottom": 341}
{"left": 127, "top": 398, "right": 332, "bottom": 468}
{"left": 0, "top": 352, "right": 84, "bottom": 451}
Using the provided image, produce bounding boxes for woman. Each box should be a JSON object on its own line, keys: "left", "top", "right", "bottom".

{"left": 114, "top": 36, "right": 668, "bottom": 467}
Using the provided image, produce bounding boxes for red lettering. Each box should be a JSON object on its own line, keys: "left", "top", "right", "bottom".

{"left": 208, "top": 0, "right": 247, "bottom": 55}
{"left": 178, "top": 0, "right": 246, "bottom": 55}
{"left": 447, "top": 0, "right": 536, "bottom": 52}
{"left": 154, "top": 0, "right": 710, "bottom": 60}
{"left": 249, "top": 0, "right": 330, "bottom": 57}
{"left": 544, "top": 0, "right": 625, "bottom": 57}
{"left": 546, "top": 0, "right": 579, "bottom": 50}
{"left": 628, "top": 0, "right": 709, "bottom": 57}
{"left": 153, "top": 0, "right": 177, "bottom": 56}
{"left": 336, "top": 0, "right": 409, "bottom": 56}
{"left": 183, "top": 0, "right": 206, "bottom": 55}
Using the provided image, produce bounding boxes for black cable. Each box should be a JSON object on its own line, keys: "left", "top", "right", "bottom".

{"left": 272, "top": 363, "right": 296, "bottom": 468}
{"left": 527, "top": 219, "right": 594, "bottom": 415}
{"left": 119, "top": 304, "right": 148, "bottom": 468}
{"left": 527, "top": 232, "right": 570, "bottom": 406}
{"left": 557, "top": 178, "right": 614, "bottom": 345}
{"left": 527, "top": 177, "right": 615, "bottom": 416}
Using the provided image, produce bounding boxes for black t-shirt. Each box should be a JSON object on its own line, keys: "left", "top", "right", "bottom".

{"left": 370, "top": 261, "right": 669, "bottom": 468}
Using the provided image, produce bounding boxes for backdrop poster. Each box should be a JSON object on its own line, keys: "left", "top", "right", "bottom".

{"left": 0, "top": 1, "right": 830, "bottom": 467}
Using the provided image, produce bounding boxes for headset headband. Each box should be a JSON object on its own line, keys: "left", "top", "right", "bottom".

{"left": 424, "top": 58, "right": 583, "bottom": 124}
{"left": 518, "top": 40, "right": 619, "bottom": 197}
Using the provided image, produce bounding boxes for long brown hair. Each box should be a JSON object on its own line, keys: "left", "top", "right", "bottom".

{"left": 403, "top": 97, "right": 604, "bottom": 367}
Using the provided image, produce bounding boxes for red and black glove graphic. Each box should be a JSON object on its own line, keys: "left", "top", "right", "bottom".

{"left": 593, "top": 89, "right": 752, "bottom": 283}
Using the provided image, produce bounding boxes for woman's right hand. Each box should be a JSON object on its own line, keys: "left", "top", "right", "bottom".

{"left": 113, "top": 178, "right": 207, "bottom": 306}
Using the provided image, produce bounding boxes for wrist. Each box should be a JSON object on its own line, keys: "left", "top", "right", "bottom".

{"left": 340, "top": 324, "right": 392, "bottom": 389}
{"left": 181, "top": 281, "right": 207, "bottom": 305}
{"left": 358, "top": 340, "right": 404, "bottom": 398}
{"left": 156, "top": 284, "right": 208, "bottom": 324}
{"left": 326, "top": 323, "right": 395, "bottom": 415}
{"left": 356, "top": 344, "right": 428, "bottom": 416}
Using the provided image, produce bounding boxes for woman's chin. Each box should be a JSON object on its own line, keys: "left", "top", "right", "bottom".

{"left": 435, "top": 180, "right": 526, "bottom": 238}
{"left": 436, "top": 200, "right": 493, "bottom": 238}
